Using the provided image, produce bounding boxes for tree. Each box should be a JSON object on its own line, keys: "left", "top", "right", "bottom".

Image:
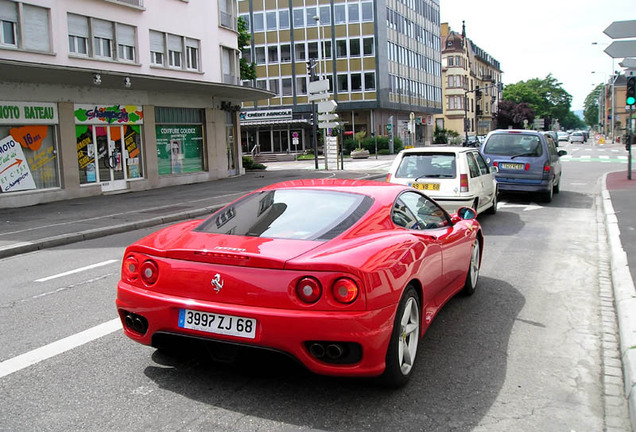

{"left": 238, "top": 17, "right": 256, "bottom": 81}
{"left": 502, "top": 74, "right": 572, "bottom": 122}
{"left": 495, "top": 100, "right": 535, "bottom": 129}
{"left": 583, "top": 84, "right": 603, "bottom": 127}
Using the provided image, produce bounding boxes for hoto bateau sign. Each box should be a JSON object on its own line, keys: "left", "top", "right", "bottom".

{"left": 0, "top": 102, "right": 58, "bottom": 125}
{"left": 240, "top": 109, "right": 293, "bottom": 122}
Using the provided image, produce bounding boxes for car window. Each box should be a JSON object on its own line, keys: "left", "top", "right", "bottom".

{"left": 196, "top": 189, "right": 373, "bottom": 240}
{"left": 474, "top": 152, "right": 490, "bottom": 175}
{"left": 483, "top": 134, "right": 544, "bottom": 157}
{"left": 465, "top": 152, "right": 481, "bottom": 178}
{"left": 394, "top": 153, "right": 456, "bottom": 179}
{"left": 395, "top": 191, "right": 449, "bottom": 230}
{"left": 547, "top": 139, "right": 558, "bottom": 157}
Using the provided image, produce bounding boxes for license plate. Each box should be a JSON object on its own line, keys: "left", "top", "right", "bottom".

{"left": 499, "top": 163, "right": 524, "bottom": 170}
{"left": 178, "top": 309, "right": 256, "bottom": 339}
{"left": 410, "top": 182, "right": 440, "bottom": 191}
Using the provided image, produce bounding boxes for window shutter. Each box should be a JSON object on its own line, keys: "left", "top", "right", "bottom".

{"left": 167, "top": 34, "right": 182, "bottom": 52}
{"left": 23, "top": 5, "right": 50, "bottom": 51}
{"left": 92, "top": 19, "right": 113, "bottom": 39}
{"left": 116, "top": 24, "right": 135, "bottom": 46}
{"left": 0, "top": 1, "right": 17, "bottom": 21}
{"left": 67, "top": 13, "right": 88, "bottom": 37}
{"left": 149, "top": 30, "right": 164, "bottom": 52}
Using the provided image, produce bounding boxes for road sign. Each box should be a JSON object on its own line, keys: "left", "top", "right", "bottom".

{"left": 318, "top": 121, "right": 339, "bottom": 129}
{"left": 604, "top": 20, "right": 636, "bottom": 39}
{"left": 604, "top": 40, "right": 636, "bottom": 58}
{"left": 308, "top": 93, "right": 329, "bottom": 102}
{"left": 308, "top": 79, "right": 329, "bottom": 94}
{"left": 620, "top": 58, "right": 636, "bottom": 69}
{"left": 318, "top": 113, "right": 338, "bottom": 121}
{"left": 317, "top": 100, "right": 337, "bottom": 113}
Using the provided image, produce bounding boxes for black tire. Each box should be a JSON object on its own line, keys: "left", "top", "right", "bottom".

{"left": 554, "top": 176, "right": 561, "bottom": 194}
{"left": 461, "top": 239, "right": 480, "bottom": 296}
{"left": 541, "top": 182, "right": 554, "bottom": 203}
{"left": 380, "top": 286, "right": 421, "bottom": 388}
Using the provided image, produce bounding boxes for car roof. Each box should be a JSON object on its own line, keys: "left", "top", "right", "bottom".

{"left": 397, "top": 146, "right": 472, "bottom": 155}
{"left": 487, "top": 129, "right": 543, "bottom": 136}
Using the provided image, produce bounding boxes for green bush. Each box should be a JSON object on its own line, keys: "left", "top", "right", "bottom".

{"left": 342, "top": 136, "right": 403, "bottom": 155}
{"left": 242, "top": 156, "right": 265, "bottom": 170}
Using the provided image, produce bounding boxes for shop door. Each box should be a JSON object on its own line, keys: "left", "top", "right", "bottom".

{"left": 96, "top": 126, "right": 127, "bottom": 192}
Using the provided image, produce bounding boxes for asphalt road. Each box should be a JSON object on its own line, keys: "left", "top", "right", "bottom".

{"left": 0, "top": 144, "right": 633, "bottom": 431}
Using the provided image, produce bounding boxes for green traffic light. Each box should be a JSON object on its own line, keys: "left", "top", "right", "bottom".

{"left": 628, "top": 96, "right": 636, "bottom": 106}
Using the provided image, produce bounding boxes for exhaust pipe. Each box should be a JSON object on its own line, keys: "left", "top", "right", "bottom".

{"left": 308, "top": 343, "right": 326, "bottom": 359}
{"left": 123, "top": 311, "right": 148, "bottom": 334}
{"left": 326, "top": 344, "right": 344, "bottom": 360}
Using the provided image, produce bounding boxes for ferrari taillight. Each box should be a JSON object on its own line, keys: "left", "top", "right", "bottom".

{"left": 140, "top": 260, "right": 159, "bottom": 285}
{"left": 296, "top": 277, "right": 322, "bottom": 303}
{"left": 460, "top": 174, "right": 469, "bottom": 192}
{"left": 122, "top": 255, "right": 139, "bottom": 282}
{"left": 332, "top": 278, "right": 359, "bottom": 304}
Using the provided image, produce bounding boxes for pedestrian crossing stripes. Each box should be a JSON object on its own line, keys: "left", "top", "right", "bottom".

{"left": 560, "top": 155, "right": 633, "bottom": 163}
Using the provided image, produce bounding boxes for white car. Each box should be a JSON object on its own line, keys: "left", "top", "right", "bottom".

{"left": 557, "top": 131, "right": 569, "bottom": 142}
{"left": 386, "top": 146, "right": 498, "bottom": 215}
{"left": 569, "top": 131, "right": 584, "bottom": 143}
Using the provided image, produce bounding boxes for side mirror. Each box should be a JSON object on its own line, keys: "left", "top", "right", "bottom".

{"left": 455, "top": 206, "right": 477, "bottom": 220}
{"left": 558, "top": 150, "right": 567, "bottom": 157}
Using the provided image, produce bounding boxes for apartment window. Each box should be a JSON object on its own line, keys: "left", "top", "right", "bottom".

{"left": 363, "top": 37, "right": 373, "bottom": 56}
{"left": 364, "top": 72, "right": 375, "bottom": 90}
{"left": 168, "top": 34, "right": 182, "bottom": 68}
{"left": 269, "top": 78, "right": 280, "bottom": 95}
{"left": 337, "top": 74, "right": 348, "bottom": 91}
{"left": 256, "top": 79, "right": 267, "bottom": 89}
{"left": 294, "top": 42, "right": 306, "bottom": 61}
{"left": 219, "top": 0, "right": 236, "bottom": 30}
{"left": 348, "top": 4, "right": 359, "bottom": 22}
{"left": 116, "top": 24, "right": 135, "bottom": 62}
{"left": 279, "top": 10, "right": 289, "bottom": 29}
{"left": 253, "top": 12, "right": 264, "bottom": 32}
{"left": 268, "top": 45, "right": 278, "bottom": 63}
{"left": 1, "top": 18, "right": 15, "bottom": 46}
{"left": 149, "top": 30, "right": 164, "bottom": 65}
{"left": 282, "top": 78, "right": 292, "bottom": 96}
{"left": 361, "top": 2, "right": 373, "bottom": 21}
{"left": 0, "top": 0, "right": 16, "bottom": 46}
{"left": 93, "top": 19, "right": 113, "bottom": 59}
{"left": 308, "top": 42, "right": 318, "bottom": 59}
{"left": 324, "top": 40, "right": 332, "bottom": 59}
{"left": 266, "top": 11, "right": 276, "bottom": 30}
{"left": 319, "top": 6, "right": 330, "bottom": 25}
{"left": 336, "top": 39, "right": 347, "bottom": 58}
{"left": 296, "top": 76, "right": 307, "bottom": 95}
{"left": 351, "top": 73, "right": 362, "bottom": 91}
{"left": 222, "top": 46, "right": 237, "bottom": 84}
{"left": 254, "top": 46, "right": 265, "bottom": 64}
{"left": 447, "top": 95, "right": 464, "bottom": 110}
{"left": 334, "top": 5, "right": 346, "bottom": 24}
{"left": 349, "top": 39, "right": 360, "bottom": 57}
{"left": 293, "top": 9, "right": 304, "bottom": 28}
{"left": 68, "top": 14, "right": 89, "bottom": 55}
{"left": 186, "top": 38, "right": 199, "bottom": 70}
{"left": 280, "top": 44, "right": 291, "bottom": 62}
{"left": 306, "top": 7, "right": 317, "bottom": 27}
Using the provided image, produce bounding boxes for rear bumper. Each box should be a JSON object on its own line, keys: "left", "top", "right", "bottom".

{"left": 116, "top": 282, "right": 396, "bottom": 377}
{"left": 496, "top": 177, "right": 550, "bottom": 193}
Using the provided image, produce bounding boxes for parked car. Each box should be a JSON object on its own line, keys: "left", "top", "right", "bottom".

{"left": 569, "top": 131, "right": 585, "bottom": 143}
{"left": 542, "top": 131, "right": 559, "bottom": 146}
{"left": 116, "top": 179, "right": 483, "bottom": 387}
{"left": 386, "top": 146, "right": 498, "bottom": 215}
{"left": 463, "top": 135, "right": 480, "bottom": 147}
{"left": 557, "top": 131, "right": 569, "bottom": 142}
{"left": 480, "top": 129, "right": 567, "bottom": 202}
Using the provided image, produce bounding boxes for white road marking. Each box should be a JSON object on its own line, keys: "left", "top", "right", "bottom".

{"left": 0, "top": 318, "right": 121, "bottom": 379}
{"left": 35, "top": 259, "right": 119, "bottom": 282}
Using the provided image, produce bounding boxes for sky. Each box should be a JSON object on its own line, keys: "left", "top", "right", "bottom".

{"left": 440, "top": 0, "right": 635, "bottom": 111}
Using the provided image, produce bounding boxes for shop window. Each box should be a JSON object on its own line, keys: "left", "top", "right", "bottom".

{"left": 155, "top": 107, "right": 205, "bottom": 176}
{"left": 0, "top": 123, "right": 60, "bottom": 192}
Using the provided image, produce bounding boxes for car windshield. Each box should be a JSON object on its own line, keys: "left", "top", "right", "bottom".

{"left": 483, "top": 134, "right": 544, "bottom": 157}
{"left": 196, "top": 189, "right": 373, "bottom": 240}
{"left": 394, "top": 153, "right": 456, "bottom": 179}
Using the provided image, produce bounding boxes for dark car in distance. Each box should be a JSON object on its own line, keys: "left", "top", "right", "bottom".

{"left": 480, "top": 129, "right": 567, "bottom": 202}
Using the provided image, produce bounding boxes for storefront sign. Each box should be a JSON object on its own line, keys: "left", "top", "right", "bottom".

{"left": 74, "top": 104, "right": 144, "bottom": 125}
{"left": 0, "top": 102, "right": 58, "bottom": 125}
{"left": 240, "top": 109, "right": 292, "bottom": 122}
{"left": 0, "top": 135, "right": 36, "bottom": 192}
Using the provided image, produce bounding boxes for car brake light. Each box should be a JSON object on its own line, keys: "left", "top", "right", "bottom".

{"left": 493, "top": 161, "right": 498, "bottom": 168}
{"left": 140, "top": 260, "right": 159, "bottom": 285}
{"left": 543, "top": 162, "right": 550, "bottom": 172}
{"left": 122, "top": 255, "right": 139, "bottom": 282}
{"left": 525, "top": 163, "right": 531, "bottom": 171}
{"left": 460, "top": 174, "right": 469, "bottom": 192}
{"left": 332, "top": 278, "right": 359, "bottom": 304}
{"left": 296, "top": 277, "right": 322, "bottom": 303}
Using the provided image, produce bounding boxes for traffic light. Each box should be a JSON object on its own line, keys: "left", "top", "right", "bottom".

{"left": 627, "top": 76, "right": 636, "bottom": 106}
{"left": 306, "top": 58, "right": 317, "bottom": 81}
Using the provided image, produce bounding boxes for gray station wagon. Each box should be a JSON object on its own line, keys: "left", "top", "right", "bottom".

{"left": 480, "top": 129, "right": 567, "bottom": 202}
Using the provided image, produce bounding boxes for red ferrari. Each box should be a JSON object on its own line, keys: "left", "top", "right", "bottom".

{"left": 116, "top": 178, "right": 483, "bottom": 387}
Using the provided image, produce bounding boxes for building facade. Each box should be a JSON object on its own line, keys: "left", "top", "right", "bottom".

{"left": 435, "top": 22, "right": 502, "bottom": 141}
{"left": 238, "top": 0, "right": 443, "bottom": 154}
{"left": 0, "top": 0, "right": 269, "bottom": 208}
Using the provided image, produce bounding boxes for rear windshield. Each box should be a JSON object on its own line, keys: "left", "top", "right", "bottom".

{"left": 483, "top": 134, "right": 544, "bottom": 157}
{"left": 394, "top": 153, "right": 456, "bottom": 179}
{"left": 196, "top": 189, "right": 372, "bottom": 241}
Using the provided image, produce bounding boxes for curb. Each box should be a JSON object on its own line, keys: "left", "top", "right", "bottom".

{"left": 602, "top": 172, "right": 636, "bottom": 431}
